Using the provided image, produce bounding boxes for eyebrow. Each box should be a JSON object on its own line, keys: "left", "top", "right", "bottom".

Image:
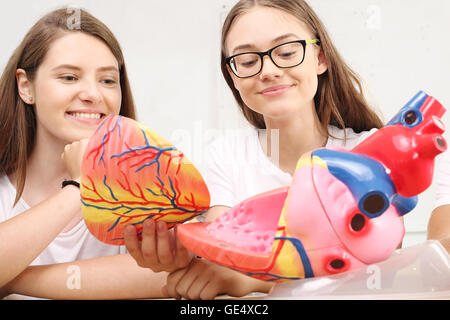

{"left": 51, "top": 64, "right": 119, "bottom": 73}
{"left": 231, "top": 33, "right": 300, "bottom": 54}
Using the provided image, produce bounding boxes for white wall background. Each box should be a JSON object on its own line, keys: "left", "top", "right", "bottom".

{"left": 1, "top": 0, "right": 449, "bottom": 247}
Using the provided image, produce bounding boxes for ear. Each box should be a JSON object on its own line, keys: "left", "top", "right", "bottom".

{"left": 316, "top": 49, "right": 328, "bottom": 76}
{"left": 16, "top": 69, "right": 35, "bottom": 104}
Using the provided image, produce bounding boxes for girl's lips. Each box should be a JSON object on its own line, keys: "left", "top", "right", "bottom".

{"left": 260, "top": 84, "right": 294, "bottom": 97}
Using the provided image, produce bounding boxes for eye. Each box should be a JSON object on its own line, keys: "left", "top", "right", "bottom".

{"left": 233, "top": 54, "right": 259, "bottom": 69}
{"left": 277, "top": 50, "right": 297, "bottom": 59}
{"left": 59, "top": 75, "right": 78, "bottom": 82}
{"left": 239, "top": 58, "right": 258, "bottom": 68}
{"left": 101, "top": 78, "right": 117, "bottom": 85}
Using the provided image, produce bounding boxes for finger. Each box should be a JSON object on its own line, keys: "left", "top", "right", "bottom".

{"left": 166, "top": 268, "right": 189, "bottom": 299}
{"left": 140, "top": 219, "right": 160, "bottom": 269}
{"left": 124, "top": 225, "right": 144, "bottom": 266}
{"left": 174, "top": 259, "right": 203, "bottom": 299}
{"left": 199, "top": 280, "right": 221, "bottom": 300}
{"left": 185, "top": 269, "right": 211, "bottom": 300}
{"left": 175, "top": 241, "right": 193, "bottom": 269}
{"left": 156, "top": 221, "right": 175, "bottom": 267}
{"left": 174, "top": 272, "right": 198, "bottom": 299}
{"left": 174, "top": 225, "right": 194, "bottom": 269}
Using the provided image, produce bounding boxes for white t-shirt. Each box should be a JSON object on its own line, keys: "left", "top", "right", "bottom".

{"left": 0, "top": 174, "right": 127, "bottom": 299}
{"left": 204, "top": 125, "right": 378, "bottom": 208}
{"left": 434, "top": 150, "right": 450, "bottom": 209}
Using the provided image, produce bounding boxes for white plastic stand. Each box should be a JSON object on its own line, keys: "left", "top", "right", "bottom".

{"left": 266, "top": 240, "right": 450, "bottom": 299}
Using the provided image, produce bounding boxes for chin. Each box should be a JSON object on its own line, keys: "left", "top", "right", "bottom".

{"left": 64, "top": 129, "right": 95, "bottom": 143}
{"left": 262, "top": 107, "right": 301, "bottom": 121}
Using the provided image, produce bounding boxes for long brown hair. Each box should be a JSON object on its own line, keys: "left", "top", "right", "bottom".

{"left": 221, "top": 0, "right": 383, "bottom": 133}
{"left": 0, "top": 8, "right": 137, "bottom": 205}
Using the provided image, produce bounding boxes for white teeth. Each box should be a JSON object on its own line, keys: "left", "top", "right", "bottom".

{"left": 70, "top": 112, "right": 101, "bottom": 119}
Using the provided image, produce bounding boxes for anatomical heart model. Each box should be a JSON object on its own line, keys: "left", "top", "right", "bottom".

{"left": 81, "top": 115, "right": 210, "bottom": 245}
{"left": 178, "top": 91, "right": 447, "bottom": 282}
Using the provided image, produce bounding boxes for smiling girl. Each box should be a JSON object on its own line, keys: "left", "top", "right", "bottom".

{"left": 124, "top": 0, "right": 387, "bottom": 299}
{"left": 0, "top": 8, "right": 168, "bottom": 299}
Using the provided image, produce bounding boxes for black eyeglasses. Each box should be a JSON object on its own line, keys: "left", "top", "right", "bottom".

{"left": 226, "top": 39, "right": 320, "bottom": 78}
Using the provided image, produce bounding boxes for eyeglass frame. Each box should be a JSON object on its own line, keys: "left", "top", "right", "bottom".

{"left": 225, "top": 39, "right": 321, "bottom": 79}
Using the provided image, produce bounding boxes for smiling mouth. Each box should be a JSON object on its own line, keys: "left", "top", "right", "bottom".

{"left": 260, "top": 84, "right": 294, "bottom": 97}
{"left": 65, "top": 111, "right": 106, "bottom": 122}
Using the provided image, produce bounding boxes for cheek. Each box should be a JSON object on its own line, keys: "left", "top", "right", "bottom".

{"left": 239, "top": 88, "right": 259, "bottom": 113}
{"left": 34, "top": 81, "right": 71, "bottom": 114}
{"left": 103, "top": 88, "right": 122, "bottom": 114}
{"left": 304, "top": 73, "right": 319, "bottom": 93}
{"left": 291, "top": 67, "right": 319, "bottom": 96}
{"left": 297, "top": 50, "right": 321, "bottom": 83}
{"left": 234, "top": 78, "right": 255, "bottom": 104}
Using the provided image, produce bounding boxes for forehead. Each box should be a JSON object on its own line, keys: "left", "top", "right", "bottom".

{"left": 226, "top": 6, "right": 313, "bottom": 54}
{"left": 39, "top": 32, "right": 118, "bottom": 70}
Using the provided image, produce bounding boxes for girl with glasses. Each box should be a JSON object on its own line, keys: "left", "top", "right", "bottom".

{"left": 0, "top": 8, "right": 169, "bottom": 299}
{"left": 125, "top": 0, "right": 386, "bottom": 299}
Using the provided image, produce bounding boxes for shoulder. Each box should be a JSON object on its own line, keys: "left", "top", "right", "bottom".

{"left": 327, "top": 125, "right": 378, "bottom": 149}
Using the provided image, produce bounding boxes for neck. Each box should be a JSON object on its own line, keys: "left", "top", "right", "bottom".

{"left": 259, "top": 106, "right": 327, "bottom": 176}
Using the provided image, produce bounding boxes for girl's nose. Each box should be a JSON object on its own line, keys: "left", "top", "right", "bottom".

{"left": 258, "top": 55, "right": 282, "bottom": 81}
{"left": 78, "top": 79, "right": 102, "bottom": 104}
